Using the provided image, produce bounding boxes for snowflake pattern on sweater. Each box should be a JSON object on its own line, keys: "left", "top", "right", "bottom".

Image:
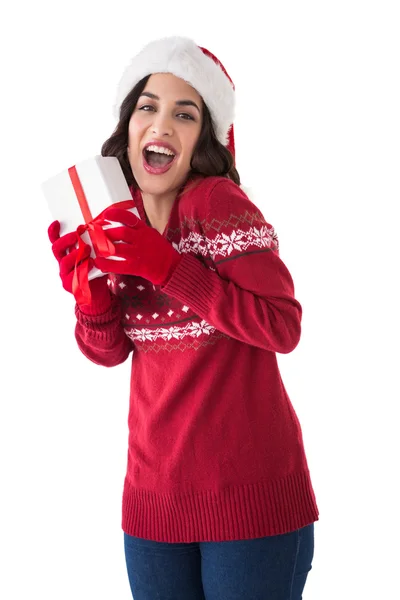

{"left": 108, "top": 179, "right": 279, "bottom": 351}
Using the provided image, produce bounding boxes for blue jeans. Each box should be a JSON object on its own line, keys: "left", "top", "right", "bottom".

{"left": 124, "top": 523, "right": 314, "bottom": 599}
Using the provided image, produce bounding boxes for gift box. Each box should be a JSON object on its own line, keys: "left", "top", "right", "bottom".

{"left": 41, "top": 155, "right": 140, "bottom": 303}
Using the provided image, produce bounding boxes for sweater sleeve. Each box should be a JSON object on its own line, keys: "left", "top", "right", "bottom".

{"left": 74, "top": 294, "right": 134, "bottom": 367}
{"left": 161, "top": 179, "right": 302, "bottom": 354}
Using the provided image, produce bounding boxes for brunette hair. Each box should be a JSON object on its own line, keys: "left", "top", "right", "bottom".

{"left": 101, "top": 75, "right": 240, "bottom": 187}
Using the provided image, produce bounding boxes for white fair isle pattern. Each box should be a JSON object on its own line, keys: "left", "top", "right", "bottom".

{"left": 125, "top": 320, "right": 216, "bottom": 343}
{"left": 110, "top": 219, "right": 279, "bottom": 350}
{"left": 178, "top": 225, "right": 278, "bottom": 261}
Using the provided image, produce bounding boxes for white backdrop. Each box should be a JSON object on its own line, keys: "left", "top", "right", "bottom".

{"left": 1, "top": 1, "right": 399, "bottom": 598}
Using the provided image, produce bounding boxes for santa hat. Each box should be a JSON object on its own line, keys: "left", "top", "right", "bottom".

{"left": 113, "top": 36, "right": 236, "bottom": 160}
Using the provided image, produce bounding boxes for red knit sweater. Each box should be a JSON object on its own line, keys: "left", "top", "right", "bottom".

{"left": 75, "top": 176, "right": 319, "bottom": 543}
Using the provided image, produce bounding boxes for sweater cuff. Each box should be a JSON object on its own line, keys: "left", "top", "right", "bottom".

{"left": 75, "top": 293, "right": 121, "bottom": 330}
{"left": 161, "top": 253, "right": 222, "bottom": 314}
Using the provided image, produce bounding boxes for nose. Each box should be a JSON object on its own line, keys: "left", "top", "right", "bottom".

{"left": 151, "top": 110, "right": 174, "bottom": 137}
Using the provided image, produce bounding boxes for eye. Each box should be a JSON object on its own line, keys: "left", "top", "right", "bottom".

{"left": 138, "top": 104, "right": 155, "bottom": 112}
{"left": 177, "top": 113, "right": 195, "bottom": 121}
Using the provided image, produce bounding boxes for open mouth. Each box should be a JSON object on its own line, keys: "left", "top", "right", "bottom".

{"left": 143, "top": 145, "right": 176, "bottom": 172}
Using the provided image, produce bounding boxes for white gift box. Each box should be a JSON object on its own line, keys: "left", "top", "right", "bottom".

{"left": 41, "top": 155, "right": 140, "bottom": 280}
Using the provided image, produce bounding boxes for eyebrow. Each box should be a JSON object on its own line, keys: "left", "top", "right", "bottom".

{"left": 139, "top": 91, "right": 201, "bottom": 113}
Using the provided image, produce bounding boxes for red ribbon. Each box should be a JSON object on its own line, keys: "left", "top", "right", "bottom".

{"left": 68, "top": 165, "right": 134, "bottom": 305}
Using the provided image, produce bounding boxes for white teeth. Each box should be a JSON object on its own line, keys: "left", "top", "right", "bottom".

{"left": 146, "top": 145, "right": 175, "bottom": 156}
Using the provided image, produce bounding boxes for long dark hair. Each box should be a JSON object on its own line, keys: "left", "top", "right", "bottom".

{"left": 101, "top": 75, "right": 240, "bottom": 187}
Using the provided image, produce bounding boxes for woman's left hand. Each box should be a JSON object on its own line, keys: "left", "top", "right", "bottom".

{"left": 94, "top": 207, "right": 182, "bottom": 286}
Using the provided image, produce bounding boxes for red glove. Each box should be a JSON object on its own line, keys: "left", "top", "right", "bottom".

{"left": 93, "top": 207, "right": 183, "bottom": 286}
{"left": 48, "top": 220, "right": 112, "bottom": 314}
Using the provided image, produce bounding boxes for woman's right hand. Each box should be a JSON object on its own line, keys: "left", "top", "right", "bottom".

{"left": 48, "top": 220, "right": 112, "bottom": 314}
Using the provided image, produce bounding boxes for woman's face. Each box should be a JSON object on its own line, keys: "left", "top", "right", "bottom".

{"left": 127, "top": 73, "right": 203, "bottom": 197}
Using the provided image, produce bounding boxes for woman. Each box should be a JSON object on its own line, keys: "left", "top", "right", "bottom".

{"left": 48, "top": 36, "right": 319, "bottom": 600}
